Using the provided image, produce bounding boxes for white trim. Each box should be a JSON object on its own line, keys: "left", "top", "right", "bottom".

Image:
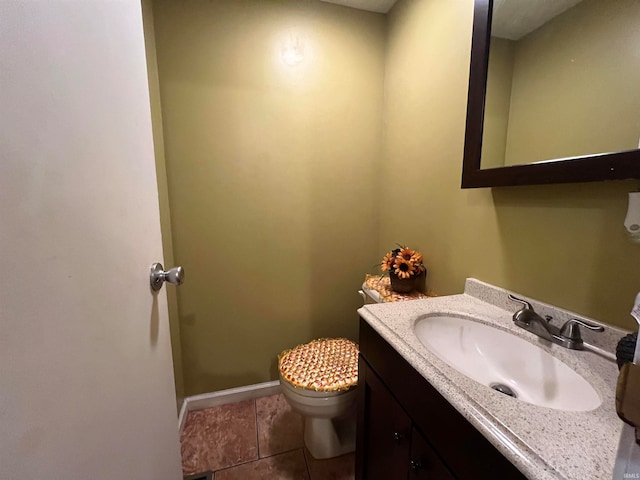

{"left": 361, "top": 284, "right": 383, "bottom": 304}
{"left": 178, "top": 380, "right": 282, "bottom": 434}
{"left": 177, "top": 399, "right": 188, "bottom": 434}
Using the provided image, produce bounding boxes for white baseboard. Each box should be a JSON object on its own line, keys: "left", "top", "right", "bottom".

{"left": 178, "top": 380, "right": 282, "bottom": 434}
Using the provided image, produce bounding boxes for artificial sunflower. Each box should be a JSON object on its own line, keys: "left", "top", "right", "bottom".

{"left": 381, "top": 252, "right": 395, "bottom": 272}
{"left": 413, "top": 262, "right": 425, "bottom": 274}
{"left": 393, "top": 257, "right": 415, "bottom": 279}
{"left": 379, "top": 245, "right": 426, "bottom": 279}
{"left": 397, "top": 247, "right": 415, "bottom": 262}
{"left": 411, "top": 252, "right": 425, "bottom": 273}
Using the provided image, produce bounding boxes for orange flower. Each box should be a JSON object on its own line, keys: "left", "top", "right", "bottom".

{"left": 381, "top": 252, "right": 395, "bottom": 272}
{"left": 397, "top": 247, "right": 415, "bottom": 262}
{"left": 380, "top": 245, "right": 425, "bottom": 278}
{"left": 393, "top": 257, "right": 415, "bottom": 279}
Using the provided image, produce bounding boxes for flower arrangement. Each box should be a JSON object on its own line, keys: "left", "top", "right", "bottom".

{"left": 381, "top": 245, "right": 425, "bottom": 279}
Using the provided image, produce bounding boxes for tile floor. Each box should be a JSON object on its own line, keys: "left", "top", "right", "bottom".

{"left": 180, "top": 393, "right": 355, "bottom": 479}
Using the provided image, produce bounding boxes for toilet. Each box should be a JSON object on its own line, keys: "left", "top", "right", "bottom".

{"left": 278, "top": 338, "right": 359, "bottom": 459}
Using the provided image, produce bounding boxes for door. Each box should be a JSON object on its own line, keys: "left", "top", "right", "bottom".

{"left": 409, "top": 427, "right": 454, "bottom": 480}
{"left": 0, "top": 2, "right": 182, "bottom": 479}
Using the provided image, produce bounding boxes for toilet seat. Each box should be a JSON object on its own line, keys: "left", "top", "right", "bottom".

{"left": 280, "top": 377, "right": 347, "bottom": 397}
{"left": 278, "top": 338, "right": 358, "bottom": 392}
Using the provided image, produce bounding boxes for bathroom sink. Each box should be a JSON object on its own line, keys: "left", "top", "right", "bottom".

{"left": 413, "top": 315, "right": 601, "bottom": 411}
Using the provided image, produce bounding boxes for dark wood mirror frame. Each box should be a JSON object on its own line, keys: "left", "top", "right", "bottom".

{"left": 462, "top": 0, "right": 640, "bottom": 188}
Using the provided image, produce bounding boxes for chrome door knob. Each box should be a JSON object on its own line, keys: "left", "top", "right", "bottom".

{"left": 150, "top": 263, "right": 184, "bottom": 291}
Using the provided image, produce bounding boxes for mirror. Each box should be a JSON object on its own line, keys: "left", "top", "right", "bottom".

{"left": 462, "top": 0, "right": 640, "bottom": 188}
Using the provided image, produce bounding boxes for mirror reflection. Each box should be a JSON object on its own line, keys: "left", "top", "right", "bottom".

{"left": 481, "top": 0, "right": 640, "bottom": 169}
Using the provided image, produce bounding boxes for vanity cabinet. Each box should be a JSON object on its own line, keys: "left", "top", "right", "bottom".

{"left": 358, "top": 355, "right": 453, "bottom": 480}
{"left": 356, "top": 318, "right": 526, "bottom": 480}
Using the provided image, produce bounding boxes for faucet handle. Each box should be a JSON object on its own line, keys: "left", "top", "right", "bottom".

{"left": 508, "top": 294, "right": 534, "bottom": 310}
{"left": 560, "top": 318, "right": 605, "bottom": 341}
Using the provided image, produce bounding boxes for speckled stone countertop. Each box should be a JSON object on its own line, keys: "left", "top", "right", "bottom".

{"left": 357, "top": 278, "right": 628, "bottom": 480}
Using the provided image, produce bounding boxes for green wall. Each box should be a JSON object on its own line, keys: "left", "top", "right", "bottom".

{"left": 152, "top": 0, "right": 385, "bottom": 395}
{"left": 381, "top": 0, "right": 639, "bottom": 334}
{"left": 151, "top": 0, "right": 640, "bottom": 397}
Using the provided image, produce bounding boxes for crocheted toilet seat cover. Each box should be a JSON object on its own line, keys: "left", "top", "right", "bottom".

{"left": 278, "top": 338, "right": 359, "bottom": 392}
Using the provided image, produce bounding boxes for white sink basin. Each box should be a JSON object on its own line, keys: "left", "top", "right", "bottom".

{"left": 413, "top": 315, "right": 601, "bottom": 412}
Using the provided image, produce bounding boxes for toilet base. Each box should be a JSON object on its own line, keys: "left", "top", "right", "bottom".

{"left": 303, "top": 414, "right": 356, "bottom": 460}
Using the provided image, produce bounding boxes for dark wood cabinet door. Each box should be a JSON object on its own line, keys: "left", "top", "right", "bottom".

{"left": 357, "top": 359, "right": 412, "bottom": 480}
{"left": 409, "top": 427, "right": 455, "bottom": 480}
{"left": 358, "top": 318, "right": 526, "bottom": 480}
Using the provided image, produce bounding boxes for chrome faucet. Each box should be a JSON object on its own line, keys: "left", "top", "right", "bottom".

{"left": 508, "top": 294, "right": 604, "bottom": 350}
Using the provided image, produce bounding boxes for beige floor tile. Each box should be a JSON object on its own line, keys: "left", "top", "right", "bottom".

{"left": 180, "top": 400, "right": 258, "bottom": 475}
{"left": 304, "top": 449, "right": 355, "bottom": 480}
{"left": 256, "top": 393, "right": 304, "bottom": 458}
{"left": 215, "top": 449, "right": 310, "bottom": 480}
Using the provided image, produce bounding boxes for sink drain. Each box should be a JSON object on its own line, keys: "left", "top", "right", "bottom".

{"left": 490, "top": 383, "right": 517, "bottom": 398}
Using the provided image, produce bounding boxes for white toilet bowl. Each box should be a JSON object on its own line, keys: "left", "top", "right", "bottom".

{"left": 280, "top": 372, "right": 357, "bottom": 459}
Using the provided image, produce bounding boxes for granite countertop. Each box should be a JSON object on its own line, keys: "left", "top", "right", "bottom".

{"left": 357, "top": 278, "right": 627, "bottom": 480}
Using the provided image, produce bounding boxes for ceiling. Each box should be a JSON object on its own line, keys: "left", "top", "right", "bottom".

{"left": 492, "top": 0, "right": 584, "bottom": 40}
{"left": 317, "top": 0, "right": 584, "bottom": 38}
{"left": 318, "top": 0, "right": 398, "bottom": 14}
